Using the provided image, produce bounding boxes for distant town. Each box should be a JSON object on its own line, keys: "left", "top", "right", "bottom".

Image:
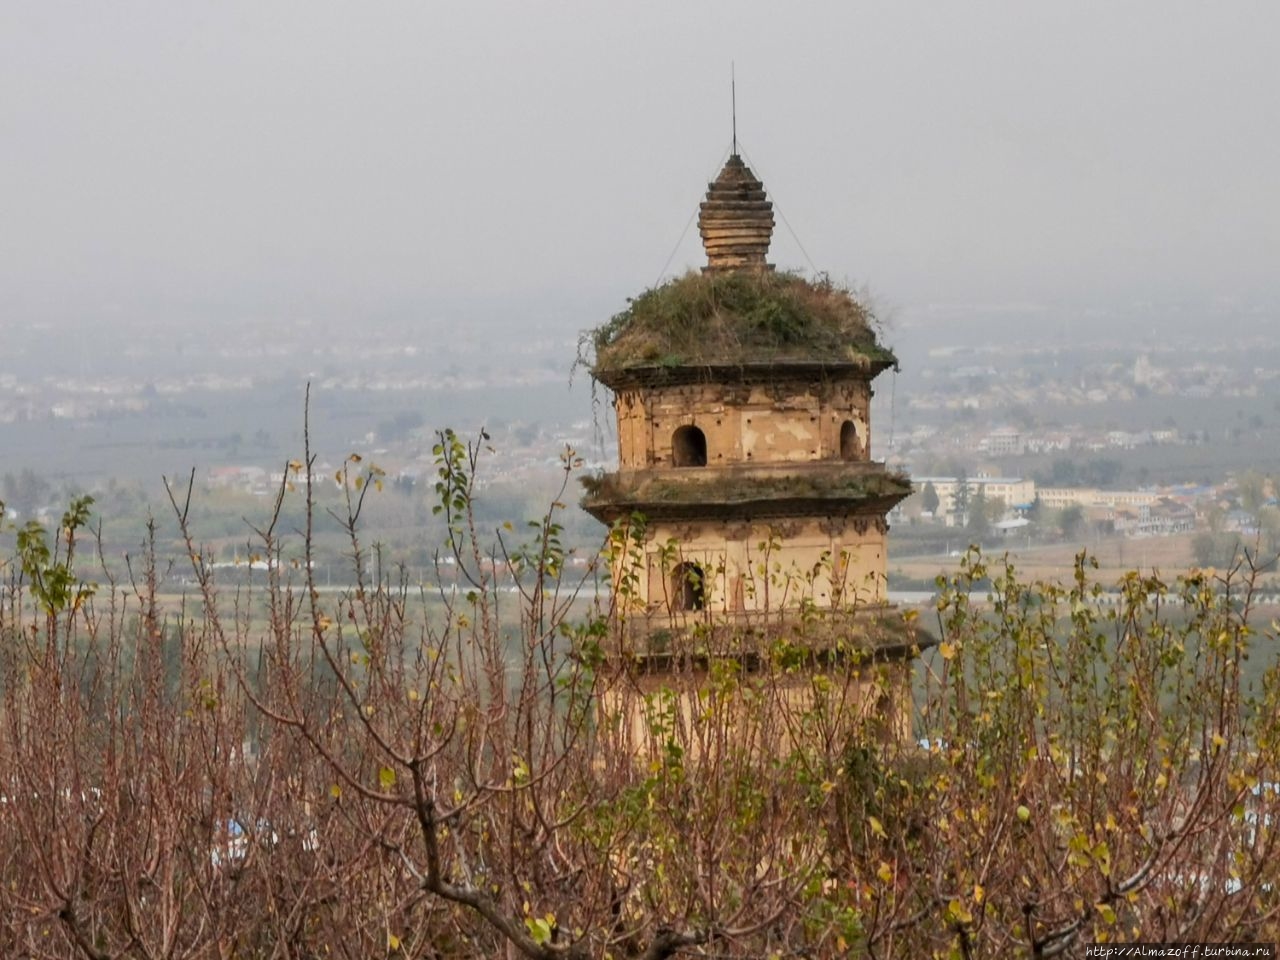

{"left": 2, "top": 299, "right": 1279, "bottom": 586}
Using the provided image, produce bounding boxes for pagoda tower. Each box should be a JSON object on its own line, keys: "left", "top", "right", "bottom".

{"left": 582, "top": 151, "right": 923, "bottom": 739}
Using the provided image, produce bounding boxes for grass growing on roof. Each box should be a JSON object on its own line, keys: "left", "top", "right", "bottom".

{"left": 580, "top": 467, "right": 913, "bottom": 509}
{"left": 588, "top": 270, "right": 895, "bottom": 373}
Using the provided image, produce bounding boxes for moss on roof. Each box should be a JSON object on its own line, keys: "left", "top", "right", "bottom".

{"left": 587, "top": 270, "right": 896, "bottom": 381}
{"left": 580, "top": 466, "right": 913, "bottom": 522}
{"left": 609, "top": 609, "right": 934, "bottom": 671}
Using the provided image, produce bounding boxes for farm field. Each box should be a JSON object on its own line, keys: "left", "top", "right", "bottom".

{"left": 891, "top": 531, "right": 1280, "bottom": 595}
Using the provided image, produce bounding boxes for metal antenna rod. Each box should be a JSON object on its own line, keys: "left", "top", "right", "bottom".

{"left": 731, "top": 62, "right": 737, "bottom": 155}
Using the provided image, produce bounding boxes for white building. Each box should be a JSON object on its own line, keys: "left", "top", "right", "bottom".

{"left": 912, "top": 475, "right": 1037, "bottom": 525}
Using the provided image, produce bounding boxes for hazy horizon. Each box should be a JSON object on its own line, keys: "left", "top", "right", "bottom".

{"left": 3, "top": 1, "right": 1279, "bottom": 343}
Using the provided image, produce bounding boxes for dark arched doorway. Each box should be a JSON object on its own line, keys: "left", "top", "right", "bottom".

{"left": 672, "top": 425, "right": 708, "bottom": 467}
{"left": 840, "top": 420, "right": 860, "bottom": 461}
{"left": 671, "top": 561, "right": 706, "bottom": 612}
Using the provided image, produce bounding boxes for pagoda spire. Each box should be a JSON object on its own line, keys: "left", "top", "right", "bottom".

{"left": 697, "top": 154, "right": 775, "bottom": 273}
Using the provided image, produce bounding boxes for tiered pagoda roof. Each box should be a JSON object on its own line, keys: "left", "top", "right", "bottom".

{"left": 698, "top": 154, "right": 775, "bottom": 273}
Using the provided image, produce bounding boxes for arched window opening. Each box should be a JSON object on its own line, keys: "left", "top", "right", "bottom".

{"left": 671, "top": 561, "right": 706, "bottom": 612}
{"left": 672, "top": 425, "right": 708, "bottom": 467}
{"left": 840, "top": 420, "right": 861, "bottom": 461}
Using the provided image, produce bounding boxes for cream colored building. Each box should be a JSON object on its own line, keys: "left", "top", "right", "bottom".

{"left": 914, "top": 476, "right": 1157, "bottom": 521}
{"left": 1037, "top": 487, "right": 1159, "bottom": 510}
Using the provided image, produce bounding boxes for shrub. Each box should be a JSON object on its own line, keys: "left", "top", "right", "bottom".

{"left": 2, "top": 438, "right": 1279, "bottom": 957}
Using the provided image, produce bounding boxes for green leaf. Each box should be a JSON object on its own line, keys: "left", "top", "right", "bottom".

{"left": 525, "top": 916, "right": 552, "bottom": 945}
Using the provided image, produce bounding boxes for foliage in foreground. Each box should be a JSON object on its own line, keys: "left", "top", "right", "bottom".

{"left": 1, "top": 430, "right": 1279, "bottom": 958}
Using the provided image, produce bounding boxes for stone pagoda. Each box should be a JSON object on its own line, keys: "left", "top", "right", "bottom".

{"left": 582, "top": 151, "right": 924, "bottom": 739}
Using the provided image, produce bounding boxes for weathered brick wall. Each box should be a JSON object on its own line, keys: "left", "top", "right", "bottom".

{"left": 613, "top": 378, "right": 871, "bottom": 469}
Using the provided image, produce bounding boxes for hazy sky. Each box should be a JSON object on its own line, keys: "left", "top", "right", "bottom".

{"left": 3, "top": 1, "right": 1278, "bottom": 335}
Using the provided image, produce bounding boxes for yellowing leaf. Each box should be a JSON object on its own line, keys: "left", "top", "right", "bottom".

{"left": 329, "top": 783, "right": 342, "bottom": 800}
{"left": 939, "top": 642, "right": 957, "bottom": 660}
{"left": 1093, "top": 840, "right": 1112, "bottom": 877}
{"left": 946, "top": 898, "right": 973, "bottom": 925}
{"left": 388, "top": 933, "right": 402, "bottom": 950}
